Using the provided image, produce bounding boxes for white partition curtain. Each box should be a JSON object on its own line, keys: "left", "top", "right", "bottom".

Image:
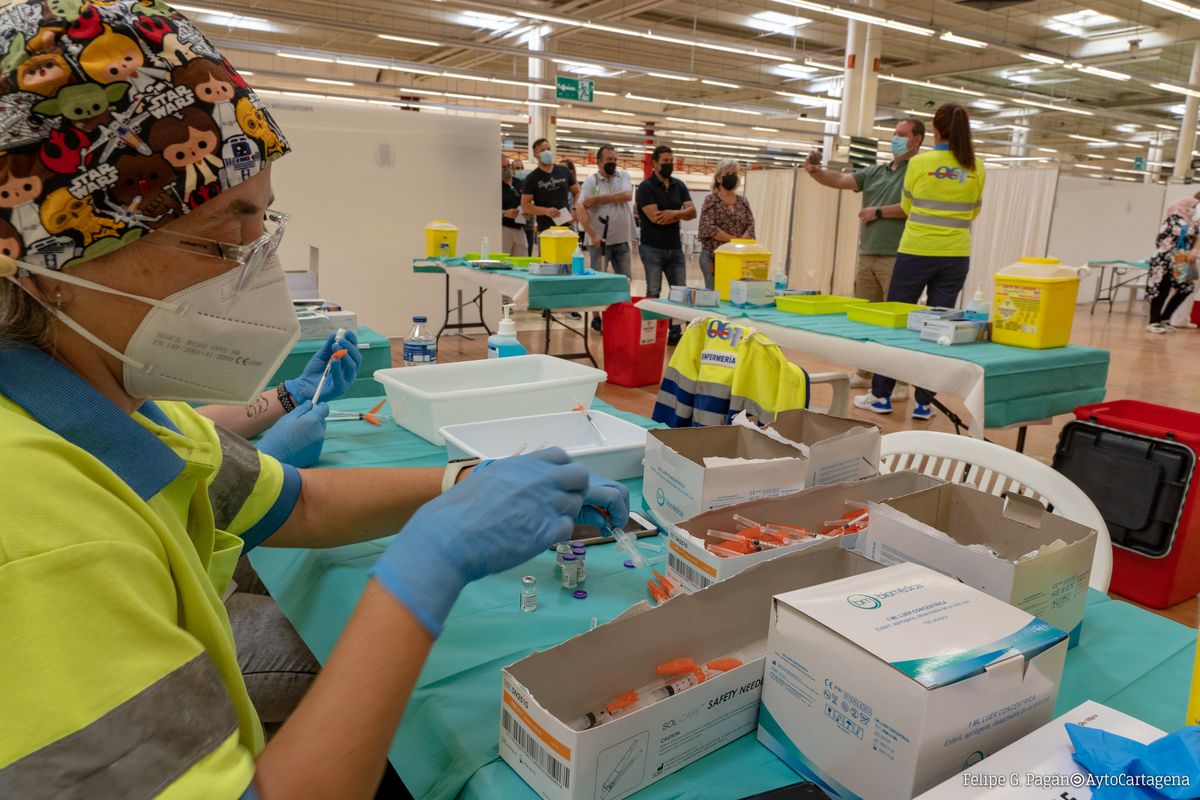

{"left": 744, "top": 168, "right": 797, "bottom": 282}
{"left": 745, "top": 165, "right": 1059, "bottom": 304}
{"left": 965, "top": 166, "right": 1060, "bottom": 301}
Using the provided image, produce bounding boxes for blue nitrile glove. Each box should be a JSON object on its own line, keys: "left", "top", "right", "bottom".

{"left": 1068, "top": 723, "right": 1200, "bottom": 800}
{"left": 257, "top": 401, "right": 329, "bottom": 468}
{"left": 576, "top": 474, "right": 631, "bottom": 530}
{"left": 285, "top": 330, "right": 362, "bottom": 404}
{"left": 371, "top": 448, "right": 589, "bottom": 636}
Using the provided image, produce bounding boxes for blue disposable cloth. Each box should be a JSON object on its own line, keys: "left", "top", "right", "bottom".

{"left": 1069, "top": 724, "right": 1200, "bottom": 800}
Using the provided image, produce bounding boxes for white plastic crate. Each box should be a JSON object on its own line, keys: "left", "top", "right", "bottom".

{"left": 440, "top": 411, "right": 648, "bottom": 480}
{"left": 375, "top": 355, "right": 606, "bottom": 445}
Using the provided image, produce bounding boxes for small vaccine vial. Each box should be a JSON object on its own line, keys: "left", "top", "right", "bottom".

{"left": 572, "top": 546, "right": 587, "bottom": 584}
{"left": 561, "top": 554, "right": 578, "bottom": 590}
{"left": 555, "top": 542, "right": 572, "bottom": 575}
{"left": 520, "top": 576, "right": 537, "bottom": 613}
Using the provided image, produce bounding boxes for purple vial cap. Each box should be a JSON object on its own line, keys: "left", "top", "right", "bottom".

{"left": 569, "top": 540, "right": 584, "bottom": 548}
{"left": 562, "top": 554, "right": 577, "bottom": 562}
{"left": 623, "top": 560, "right": 635, "bottom": 569}
{"left": 573, "top": 590, "right": 588, "bottom": 599}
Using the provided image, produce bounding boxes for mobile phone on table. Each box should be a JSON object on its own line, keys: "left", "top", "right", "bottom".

{"left": 547, "top": 511, "right": 659, "bottom": 549}
{"left": 739, "top": 781, "right": 833, "bottom": 800}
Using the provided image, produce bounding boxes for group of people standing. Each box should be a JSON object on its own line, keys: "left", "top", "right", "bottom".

{"left": 809, "top": 102, "right": 986, "bottom": 422}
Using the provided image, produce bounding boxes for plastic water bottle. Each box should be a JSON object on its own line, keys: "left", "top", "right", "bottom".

{"left": 774, "top": 269, "right": 789, "bottom": 291}
{"left": 964, "top": 286, "right": 989, "bottom": 321}
{"left": 403, "top": 315, "right": 437, "bottom": 366}
{"left": 481, "top": 236, "right": 490, "bottom": 260}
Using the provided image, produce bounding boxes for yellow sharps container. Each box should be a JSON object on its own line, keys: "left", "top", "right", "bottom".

{"left": 992, "top": 257, "right": 1084, "bottom": 349}
{"left": 539, "top": 226, "right": 578, "bottom": 265}
{"left": 424, "top": 220, "right": 458, "bottom": 258}
{"left": 714, "top": 239, "right": 772, "bottom": 301}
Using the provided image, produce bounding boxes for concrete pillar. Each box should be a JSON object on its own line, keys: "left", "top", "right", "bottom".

{"left": 1171, "top": 42, "right": 1200, "bottom": 183}
{"left": 1147, "top": 141, "right": 1164, "bottom": 185}
{"left": 839, "top": 20, "right": 866, "bottom": 157}
{"left": 1009, "top": 126, "right": 1029, "bottom": 158}
{"left": 857, "top": 1, "right": 883, "bottom": 139}
{"left": 527, "top": 27, "right": 551, "bottom": 156}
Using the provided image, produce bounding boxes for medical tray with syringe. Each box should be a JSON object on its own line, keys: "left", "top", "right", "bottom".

{"left": 468, "top": 259, "right": 512, "bottom": 269}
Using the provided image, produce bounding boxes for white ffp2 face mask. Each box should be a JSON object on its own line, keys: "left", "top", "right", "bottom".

{"left": 7, "top": 255, "right": 300, "bottom": 405}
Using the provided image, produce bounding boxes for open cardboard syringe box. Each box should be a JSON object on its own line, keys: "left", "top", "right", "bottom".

{"left": 666, "top": 471, "right": 941, "bottom": 592}
{"left": 499, "top": 540, "right": 882, "bottom": 800}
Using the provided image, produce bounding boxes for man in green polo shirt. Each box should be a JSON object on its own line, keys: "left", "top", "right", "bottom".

{"left": 805, "top": 118, "right": 925, "bottom": 392}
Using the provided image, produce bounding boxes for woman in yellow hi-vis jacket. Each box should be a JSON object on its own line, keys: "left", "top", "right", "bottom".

{"left": 855, "top": 103, "right": 986, "bottom": 421}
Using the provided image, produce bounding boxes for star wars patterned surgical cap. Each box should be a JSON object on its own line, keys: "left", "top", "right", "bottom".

{"left": 0, "top": 0, "right": 289, "bottom": 269}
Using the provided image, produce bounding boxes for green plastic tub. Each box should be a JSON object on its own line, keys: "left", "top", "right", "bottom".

{"left": 775, "top": 295, "right": 870, "bottom": 315}
{"left": 847, "top": 301, "right": 929, "bottom": 328}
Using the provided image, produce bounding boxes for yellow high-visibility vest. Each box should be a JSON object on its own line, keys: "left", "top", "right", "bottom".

{"left": 899, "top": 146, "right": 986, "bottom": 258}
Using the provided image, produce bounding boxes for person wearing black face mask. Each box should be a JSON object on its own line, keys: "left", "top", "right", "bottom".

{"left": 501, "top": 154, "right": 528, "bottom": 257}
{"left": 636, "top": 144, "right": 695, "bottom": 344}
{"left": 698, "top": 159, "right": 756, "bottom": 291}
{"left": 577, "top": 144, "right": 634, "bottom": 282}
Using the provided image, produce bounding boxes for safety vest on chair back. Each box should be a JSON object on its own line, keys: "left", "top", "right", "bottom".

{"left": 653, "top": 318, "right": 809, "bottom": 427}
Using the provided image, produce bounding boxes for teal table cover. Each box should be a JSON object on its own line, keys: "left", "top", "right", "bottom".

{"left": 250, "top": 396, "right": 1191, "bottom": 800}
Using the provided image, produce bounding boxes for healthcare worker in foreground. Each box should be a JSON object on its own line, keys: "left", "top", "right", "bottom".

{"left": 0, "top": 3, "right": 628, "bottom": 798}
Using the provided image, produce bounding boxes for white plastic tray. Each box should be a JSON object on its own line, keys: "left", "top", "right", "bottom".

{"left": 440, "top": 410, "right": 648, "bottom": 480}
{"left": 375, "top": 354, "right": 607, "bottom": 445}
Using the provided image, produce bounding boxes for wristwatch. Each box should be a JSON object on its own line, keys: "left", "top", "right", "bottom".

{"left": 442, "top": 457, "right": 482, "bottom": 493}
{"left": 875, "top": 207, "right": 883, "bottom": 220}
{"left": 277, "top": 382, "right": 296, "bottom": 413}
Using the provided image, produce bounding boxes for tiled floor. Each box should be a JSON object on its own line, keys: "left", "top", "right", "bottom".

{"left": 396, "top": 302, "right": 1200, "bottom": 629}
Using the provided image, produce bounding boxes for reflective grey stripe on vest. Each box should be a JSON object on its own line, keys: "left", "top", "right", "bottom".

{"left": 659, "top": 369, "right": 732, "bottom": 427}
{"left": 209, "top": 425, "right": 262, "bottom": 530}
{"left": 907, "top": 211, "right": 973, "bottom": 229}
{"left": 909, "top": 196, "right": 981, "bottom": 212}
{"left": 0, "top": 654, "right": 239, "bottom": 798}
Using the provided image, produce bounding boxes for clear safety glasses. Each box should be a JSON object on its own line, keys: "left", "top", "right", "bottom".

{"left": 144, "top": 209, "right": 289, "bottom": 292}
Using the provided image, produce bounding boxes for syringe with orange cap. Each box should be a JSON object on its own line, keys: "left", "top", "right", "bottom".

{"left": 567, "top": 650, "right": 752, "bottom": 731}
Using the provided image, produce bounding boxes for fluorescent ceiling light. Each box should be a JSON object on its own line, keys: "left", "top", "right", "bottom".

{"left": 1009, "top": 97, "right": 1094, "bottom": 116}
{"left": 771, "top": 0, "right": 932, "bottom": 35}
{"left": 399, "top": 88, "right": 443, "bottom": 96}
{"left": 1153, "top": 82, "right": 1200, "bottom": 99}
{"left": 747, "top": 10, "right": 812, "bottom": 34}
{"left": 773, "top": 64, "right": 818, "bottom": 79}
{"left": 698, "top": 103, "right": 763, "bottom": 116}
{"left": 903, "top": 108, "right": 934, "bottom": 118}
{"left": 377, "top": 34, "right": 441, "bottom": 47}
{"left": 306, "top": 77, "right": 354, "bottom": 87}
{"left": 1037, "top": 147, "right": 1059, "bottom": 153}
{"left": 804, "top": 59, "right": 843, "bottom": 72}
{"left": 1068, "top": 134, "right": 1112, "bottom": 143}
{"left": 240, "top": 70, "right": 255, "bottom": 76}
{"left": 282, "top": 91, "right": 326, "bottom": 100}
{"left": 1156, "top": 123, "right": 1178, "bottom": 130}
{"left": 1073, "top": 64, "right": 1131, "bottom": 81}
{"left": 514, "top": 10, "right": 578, "bottom": 25}
{"left": 701, "top": 79, "right": 741, "bottom": 89}
{"left": 666, "top": 116, "right": 726, "bottom": 127}
{"left": 389, "top": 65, "right": 442, "bottom": 76}
{"left": 753, "top": 126, "right": 781, "bottom": 132}
{"left": 1021, "top": 52, "right": 1065, "bottom": 65}
{"left": 647, "top": 71, "right": 696, "bottom": 81}
{"left": 1045, "top": 9, "right": 1124, "bottom": 37}
{"left": 1142, "top": 0, "right": 1200, "bottom": 22}
{"left": 879, "top": 75, "right": 985, "bottom": 98}
{"left": 278, "top": 52, "right": 335, "bottom": 64}
{"left": 581, "top": 21, "right": 636, "bottom": 34}
{"left": 603, "top": 109, "right": 636, "bottom": 116}
{"left": 335, "top": 58, "right": 382, "bottom": 69}
{"left": 491, "top": 78, "right": 552, "bottom": 89}
{"left": 1074, "top": 164, "right": 1103, "bottom": 169}
{"left": 552, "top": 58, "right": 604, "bottom": 70}
{"left": 442, "top": 71, "right": 480, "bottom": 80}
{"left": 458, "top": 11, "right": 519, "bottom": 32}
{"left": 940, "top": 32, "right": 987, "bottom": 48}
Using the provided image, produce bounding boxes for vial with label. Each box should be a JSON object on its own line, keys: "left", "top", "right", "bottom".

{"left": 572, "top": 545, "right": 587, "bottom": 584}
{"left": 561, "top": 554, "right": 578, "bottom": 590}
{"left": 555, "top": 542, "right": 572, "bottom": 575}
{"left": 520, "top": 575, "right": 537, "bottom": 613}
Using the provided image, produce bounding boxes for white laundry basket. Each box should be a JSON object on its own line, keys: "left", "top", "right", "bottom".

{"left": 375, "top": 355, "right": 607, "bottom": 445}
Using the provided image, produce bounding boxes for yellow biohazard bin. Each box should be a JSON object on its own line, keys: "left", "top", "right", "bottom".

{"left": 1189, "top": 635, "right": 1200, "bottom": 725}
{"left": 714, "top": 239, "right": 772, "bottom": 301}
{"left": 424, "top": 220, "right": 458, "bottom": 258}
{"left": 539, "top": 226, "right": 579, "bottom": 265}
{"left": 991, "top": 257, "right": 1083, "bottom": 349}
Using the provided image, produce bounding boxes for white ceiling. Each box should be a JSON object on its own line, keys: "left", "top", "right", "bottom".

{"left": 185, "top": 0, "right": 1200, "bottom": 179}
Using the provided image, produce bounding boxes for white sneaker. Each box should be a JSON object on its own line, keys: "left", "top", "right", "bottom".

{"left": 1162, "top": 322, "right": 1177, "bottom": 332}
{"left": 850, "top": 374, "right": 871, "bottom": 388}
{"left": 853, "top": 394, "right": 893, "bottom": 414}
{"left": 893, "top": 384, "right": 910, "bottom": 402}
{"left": 1147, "top": 323, "right": 1168, "bottom": 334}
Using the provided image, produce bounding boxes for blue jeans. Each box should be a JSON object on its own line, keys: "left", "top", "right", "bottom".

{"left": 872, "top": 253, "right": 970, "bottom": 405}
{"left": 589, "top": 241, "right": 631, "bottom": 278}
{"left": 699, "top": 249, "right": 716, "bottom": 290}
{"left": 639, "top": 244, "right": 686, "bottom": 299}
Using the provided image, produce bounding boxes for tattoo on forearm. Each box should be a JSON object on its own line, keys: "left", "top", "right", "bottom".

{"left": 246, "top": 394, "right": 270, "bottom": 419}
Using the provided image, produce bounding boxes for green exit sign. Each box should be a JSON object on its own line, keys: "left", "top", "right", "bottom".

{"left": 1134, "top": 156, "right": 1146, "bottom": 171}
{"left": 555, "top": 75, "right": 594, "bottom": 103}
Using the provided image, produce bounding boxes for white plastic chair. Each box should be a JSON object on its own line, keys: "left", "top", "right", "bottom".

{"left": 879, "top": 430, "right": 1113, "bottom": 592}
